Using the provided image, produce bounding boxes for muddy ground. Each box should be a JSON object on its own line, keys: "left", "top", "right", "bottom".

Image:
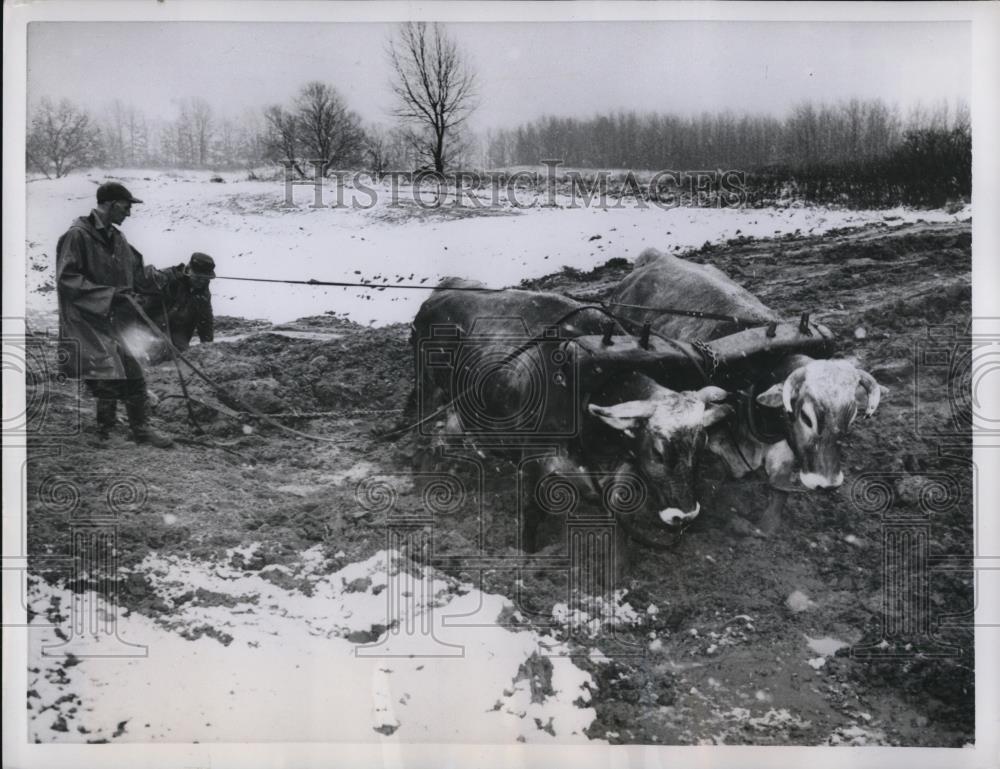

{"left": 26, "top": 218, "right": 973, "bottom": 746}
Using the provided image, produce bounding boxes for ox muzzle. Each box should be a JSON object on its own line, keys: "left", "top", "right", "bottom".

{"left": 657, "top": 502, "right": 701, "bottom": 527}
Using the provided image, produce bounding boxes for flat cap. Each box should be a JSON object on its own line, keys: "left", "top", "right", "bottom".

{"left": 187, "top": 252, "right": 216, "bottom": 278}
{"left": 97, "top": 182, "right": 143, "bottom": 205}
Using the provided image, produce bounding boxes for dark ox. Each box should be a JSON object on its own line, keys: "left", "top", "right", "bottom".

{"left": 411, "top": 278, "right": 732, "bottom": 550}
{"left": 610, "top": 249, "right": 882, "bottom": 531}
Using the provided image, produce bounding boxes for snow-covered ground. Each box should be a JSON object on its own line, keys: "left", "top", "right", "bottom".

{"left": 25, "top": 169, "right": 971, "bottom": 330}
{"left": 28, "top": 547, "right": 607, "bottom": 743}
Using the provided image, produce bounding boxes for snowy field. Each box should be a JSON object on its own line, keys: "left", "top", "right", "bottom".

{"left": 24, "top": 169, "right": 971, "bottom": 331}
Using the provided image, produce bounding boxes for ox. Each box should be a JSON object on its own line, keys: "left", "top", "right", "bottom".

{"left": 609, "top": 249, "right": 882, "bottom": 533}
{"left": 411, "top": 278, "right": 733, "bottom": 551}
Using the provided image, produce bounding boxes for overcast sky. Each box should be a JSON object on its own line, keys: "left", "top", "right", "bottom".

{"left": 27, "top": 21, "right": 970, "bottom": 130}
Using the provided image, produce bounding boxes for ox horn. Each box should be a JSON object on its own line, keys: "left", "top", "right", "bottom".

{"left": 781, "top": 367, "right": 807, "bottom": 415}
{"left": 856, "top": 369, "right": 881, "bottom": 417}
{"left": 697, "top": 385, "right": 729, "bottom": 403}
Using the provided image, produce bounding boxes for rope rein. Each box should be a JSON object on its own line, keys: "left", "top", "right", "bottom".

{"left": 215, "top": 273, "right": 772, "bottom": 327}
{"left": 602, "top": 300, "right": 767, "bottom": 327}
{"left": 375, "top": 304, "right": 630, "bottom": 440}
{"left": 125, "top": 295, "right": 364, "bottom": 444}
{"left": 217, "top": 276, "right": 505, "bottom": 291}
{"left": 125, "top": 273, "right": 801, "bottom": 450}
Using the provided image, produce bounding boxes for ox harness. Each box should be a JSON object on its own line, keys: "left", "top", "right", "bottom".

{"left": 558, "top": 318, "right": 833, "bottom": 489}
{"left": 561, "top": 316, "right": 835, "bottom": 401}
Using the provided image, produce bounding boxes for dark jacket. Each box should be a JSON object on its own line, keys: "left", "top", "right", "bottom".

{"left": 56, "top": 210, "right": 160, "bottom": 379}
{"left": 146, "top": 265, "right": 215, "bottom": 355}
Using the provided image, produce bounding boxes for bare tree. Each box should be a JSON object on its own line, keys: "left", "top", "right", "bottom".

{"left": 295, "top": 81, "right": 365, "bottom": 173}
{"left": 388, "top": 22, "right": 477, "bottom": 174}
{"left": 103, "top": 99, "right": 127, "bottom": 166}
{"left": 213, "top": 117, "right": 239, "bottom": 168}
{"left": 27, "top": 97, "right": 103, "bottom": 178}
{"left": 364, "top": 124, "right": 391, "bottom": 179}
{"left": 263, "top": 104, "right": 302, "bottom": 175}
{"left": 124, "top": 105, "right": 149, "bottom": 166}
{"left": 170, "top": 100, "right": 196, "bottom": 166}
{"left": 263, "top": 83, "right": 364, "bottom": 177}
{"left": 189, "top": 98, "right": 214, "bottom": 167}
{"left": 102, "top": 100, "right": 150, "bottom": 167}
{"left": 235, "top": 109, "right": 268, "bottom": 172}
{"left": 166, "top": 98, "right": 214, "bottom": 167}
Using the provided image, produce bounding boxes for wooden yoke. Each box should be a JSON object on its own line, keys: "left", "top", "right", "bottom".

{"left": 566, "top": 321, "right": 837, "bottom": 393}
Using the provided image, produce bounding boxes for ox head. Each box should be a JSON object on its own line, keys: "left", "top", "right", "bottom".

{"left": 756, "top": 359, "right": 882, "bottom": 490}
{"left": 588, "top": 385, "right": 733, "bottom": 527}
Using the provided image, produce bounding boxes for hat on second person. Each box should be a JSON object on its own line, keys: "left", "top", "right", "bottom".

{"left": 96, "top": 182, "right": 143, "bottom": 205}
{"left": 187, "top": 252, "right": 216, "bottom": 278}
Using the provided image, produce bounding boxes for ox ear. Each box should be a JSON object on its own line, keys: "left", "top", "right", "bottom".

{"left": 756, "top": 383, "right": 784, "bottom": 409}
{"left": 588, "top": 401, "right": 655, "bottom": 438}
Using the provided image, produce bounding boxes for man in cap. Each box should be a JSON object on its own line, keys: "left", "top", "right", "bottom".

{"left": 146, "top": 252, "right": 216, "bottom": 363}
{"left": 56, "top": 181, "right": 174, "bottom": 448}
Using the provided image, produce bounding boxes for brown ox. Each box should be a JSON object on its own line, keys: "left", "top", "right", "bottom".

{"left": 610, "top": 249, "right": 882, "bottom": 533}
{"left": 411, "top": 278, "right": 732, "bottom": 550}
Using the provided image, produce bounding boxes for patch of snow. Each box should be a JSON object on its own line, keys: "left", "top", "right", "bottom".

{"left": 317, "top": 461, "right": 382, "bottom": 487}
{"left": 785, "top": 590, "right": 816, "bottom": 613}
{"left": 721, "top": 707, "right": 812, "bottom": 732}
{"left": 272, "top": 483, "right": 319, "bottom": 497}
{"left": 827, "top": 724, "right": 889, "bottom": 746}
{"left": 494, "top": 654, "right": 596, "bottom": 743}
{"left": 748, "top": 709, "right": 811, "bottom": 731}
{"left": 806, "top": 635, "right": 849, "bottom": 656}
{"left": 550, "top": 589, "right": 644, "bottom": 638}
{"left": 27, "top": 548, "right": 601, "bottom": 744}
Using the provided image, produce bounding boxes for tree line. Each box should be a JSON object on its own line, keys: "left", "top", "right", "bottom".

{"left": 481, "top": 99, "right": 970, "bottom": 208}
{"left": 484, "top": 99, "right": 968, "bottom": 170}
{"left": 26, "top": 22, "right": 970, "bottom": 207}
{"left": 27, "top": 22, "right": 476, "bottom": 179}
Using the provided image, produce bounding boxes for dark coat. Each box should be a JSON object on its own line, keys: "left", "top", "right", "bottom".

{"left": 146, "top": 265, "right": 215, "bottom": 354}
{"left": 56, "top": 210, "right": 158, "bottom": 379}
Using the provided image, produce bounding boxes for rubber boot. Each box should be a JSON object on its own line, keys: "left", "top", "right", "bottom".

{"left": 125, "top": 395, "right": 174, "bottom": 449}
{"left": 96, "top": 398, "right": 118, "bottom": 441}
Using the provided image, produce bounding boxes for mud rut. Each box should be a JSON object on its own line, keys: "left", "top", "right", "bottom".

{"left": 26, "top": 219, "right": 973, "bottom": 746}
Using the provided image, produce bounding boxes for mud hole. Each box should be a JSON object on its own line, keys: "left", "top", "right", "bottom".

{"left": 26, "top": 220, "right": 973, "bottom": 745}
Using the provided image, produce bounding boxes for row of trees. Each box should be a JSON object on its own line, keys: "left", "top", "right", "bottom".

{"left": 26, "top": 20, "right": 971, "bottom": 209}
{"left": 27, "top": 22, "right": 477, "bottom": 179}
{"left": 486, "top": 99, "right": 969, "bottom": 170}
{"left": 31, "top": 93, "right": 967, "bottom": 180}
{"left": 740, "top": 123, "right": 972, "bottom": 208}
{"left": 28, "top": 95, "right": 272, "bottom": 176}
